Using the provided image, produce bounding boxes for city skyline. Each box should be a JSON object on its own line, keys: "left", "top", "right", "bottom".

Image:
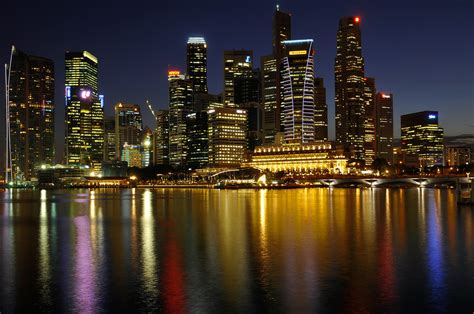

{"left": 1, "top": 0, "right": 473, "bottom": 164}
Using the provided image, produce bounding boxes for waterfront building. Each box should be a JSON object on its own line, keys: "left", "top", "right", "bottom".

{"left": 186, "top": 37, "right": 208, "bottom": 93}
{"left": 186, "top": 111, "right": 208, "bottom": 169}
{"left": 207, "top": 108, "right": 247, "bottom": 167}
{"left": 281, "top": 39, "right": 315, "bottom": 144}
{"left": 114, "top": 103, "right": 143, "bottom": 159}
{"left": 65, "top": 51, "right": 104, "bottom": 172}
{"left": 375, "top": 92, "right": 394, "bottom": 163}
{"left": 335, "top": 16, "right": 366, "bottom": 160}
{"left": 103, "top": 117, "right": 116, "bottom": 161}
{"left": 314, "top": 78, "right": 328, "bottom": 142}
{"left": 249, "top": 142, "right": 347, "bottom": 174}
{"left": 153, "top": 109, "right": 170, "bottom": 165}
{"left": 8, "top": 47, "right": 55, "bottom": 181}
{"left": 102, "top": 160, "right": 128, "bottom": 177}
{"left": 223, "top": 50, "right": 253, "bottom": 106}
{"left": 168, "top": 70, "right": 193, "bottom": 168}
{"left": 401, "top": 111, "right": 444, "bottom": 167}
{"left": 363, "top": 77, "right": 376, "bottom": 165}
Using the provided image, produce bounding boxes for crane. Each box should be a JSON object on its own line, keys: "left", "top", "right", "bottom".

{"left": 146, "top": 100, "right": 157, "bottom": 121}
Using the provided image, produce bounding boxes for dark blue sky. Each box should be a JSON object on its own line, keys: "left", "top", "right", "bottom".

{"left": 1, "top": 0, "right": 473, "bottom": 161}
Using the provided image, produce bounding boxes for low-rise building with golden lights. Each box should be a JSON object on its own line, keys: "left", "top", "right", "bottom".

{"left": 248, "top": 142, "right": 347, "bottom": 173}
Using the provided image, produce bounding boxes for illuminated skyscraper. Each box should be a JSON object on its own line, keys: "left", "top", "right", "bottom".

{"left": 261, "top": 55, "right": 278, "bottom": 143}
{"left": 186, "top": 111, "right": 208, "bottom": 169}
{"left": 375, "top": 92, "right": 394, "bottom": 163}
{"left": 103, "top": 117, "right": 116, "bottom": 161}
{"left": 272, "top": 6, "right": 291, "bottom": 132}
{"left": 363, "top": 77, "right": 376, "bottom": 165}
{"left": 314, "top": 78, "right": 328, "bottom": 142}
{"left": 207, "top": 108, "right": 247, "bottom": 167}
{"left": 168, "top": 70, "right": 193, "bottom": 168}
{"left": 153, "top": 109, "right": 169, "bottom": 165}
{"left": 281, "top": 39, "right": 315, "bottom": 143}
{"left": 401, "top": 111, "right": 444, "bottom": 167}
{"left": 223, "top": 50, "right": 253, "bottom": 106}
{"left": 8, "top": 48, "right": 55, "bottom": 180}
{"left": 187, "top": 37, "right": 208, "bottom": 94}
{"left": 65, "top": 51, "right": 104, "bottom": 172}
{"left": 114, "top": 103, "right": 143, "bottom": 158}
{"left": 335, "top": 16, "right": 366, "bottom": 160}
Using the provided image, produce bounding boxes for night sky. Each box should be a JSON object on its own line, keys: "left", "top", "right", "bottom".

{"left": 1, "top": 0, "right": 473, "bottom": 163}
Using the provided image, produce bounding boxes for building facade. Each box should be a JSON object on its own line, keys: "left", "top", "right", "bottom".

{"left": 8, "top": 47, "right": 55, "bottom": 180}
{"left": 335, "top": 16, "right": 366, "bottom": 160}
{"left": 153, "top": 109, "right": 170, "bottom": 165}
{"left": 103, "top": 117, "right": 116, "bottom": 161}
{"left": 261, "top": 55, "right": 278, "bottom": 143}
{"left": 186, "top": 111, "right": 209, "bottom": 169}
{"left": 114, "top": 103, "right": 143, "bottom": 159}
{"left": 208, "top": 108, "right": 247, "bottom": 167}
{"left": 223, "top": 50, "right": 253, "bottom": 106}
{"left": 187, "top": 37, "right": 208, "bottom": 94}
{"left": 314, "top": 78, "right": 328, "bottom": 142}
{"left": 363, "top": 77, "right": 376, "bottom": 165}
{"left": 401, "top": 111, "right": 444, "bottom": 167}
{"left": 249, "top": 143, "right": 347, "bottom": 174}
{"left": 281, "top": 39, "right": 315, "bottom": 144}
{"left": 168, "top": 70, "right": 193, "bottom": 168}
{"left": 445, "top": 146, "right": 471, "bottom": 167}
{"left": 65, "top": 51, "right": 104, "bottom": 172}
{"left": 375, "top": 92, "right": 394, "bottom": 163}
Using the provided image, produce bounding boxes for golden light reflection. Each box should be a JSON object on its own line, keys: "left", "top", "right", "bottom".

{"left": 39, "top": 189, "right": 51, "bottom": 304}
{"left": 141, "top": 189, "right": 157, "bottom": 294}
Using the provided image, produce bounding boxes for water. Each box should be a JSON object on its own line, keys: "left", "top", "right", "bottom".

{"left": 0, "top": 188, "right": 473, "bottom": 313}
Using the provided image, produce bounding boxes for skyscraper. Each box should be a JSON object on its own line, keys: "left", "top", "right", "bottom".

{"left": 103, "top": 117, "right": 116, "bottom": 161}
{"left": 114, "top": 103, "right": 143, "bottom": 159}
{"left": 261, "top": 55, "right": 278, "bottom": 143}
{"left": 207, "top": 108, "right": 247, "bottom": 167}
{"left": 335, "top": 16, "right": 366, "bottom": 160}
{"left": 234, "top": 69, "right": 260, "bottom": 106}
{"left": 314, "top": 78, "right": 328, "bottom": 142}
{"left": 281, "top": 39, "right": 315, "bottom": 143}
{"left": 168, "top": 70, "right": 193, "bottom": 168}
{"left": 363, "top": 77, "right": 376, "bottom": 165}
{"left": 8, "top": 47, "right": 55, "bottom": 180}
{"left": 186, "top": 111, "right": 208, "bottom": 169}
{"left": 153, "top": 109, "right": 170, "bottom": 165}
{"left": 65, "top": 51, "right": 104, "bottom": 172}
{"left": 375, "top": 92, "right": 394, "bottom": 163}
{"left": 401, "top": 111, "right": 444, "bottom": 167}
{"left": 186, "top": 37, "right": 208, "bottom": 94}
{"left": 223, "top": 50, "right": 253, "bottom": 106}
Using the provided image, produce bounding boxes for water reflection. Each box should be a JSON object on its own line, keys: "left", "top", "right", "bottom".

{"left": 0, "top": 188, "right": 473, "bottom": 313}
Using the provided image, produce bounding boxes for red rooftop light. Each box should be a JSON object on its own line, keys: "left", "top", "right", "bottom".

{"left": 355, "top": 17, "right": 360, "bottom": 23}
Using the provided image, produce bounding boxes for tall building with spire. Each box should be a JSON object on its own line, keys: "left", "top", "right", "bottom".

{"left": 272, "top": 5, "right": 291, "bottom": 135}
{"left": 65, "top": 51, "right": 104, "bottom": 172}
{"left": 334, "top": 16, "right": 366, "bottom": 160}
{"left": 8, "top": 47, "right": 55, "bottom": 180}
{"left": 186, "top": 37, "right": 208, "bottom": 94}
{"left": 281, "top": 39, "right": 315, "bottom": 143}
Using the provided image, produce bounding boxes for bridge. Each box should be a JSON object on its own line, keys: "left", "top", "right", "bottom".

{"left": 316, "top": 176, "right": 461, "bottom": 188}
